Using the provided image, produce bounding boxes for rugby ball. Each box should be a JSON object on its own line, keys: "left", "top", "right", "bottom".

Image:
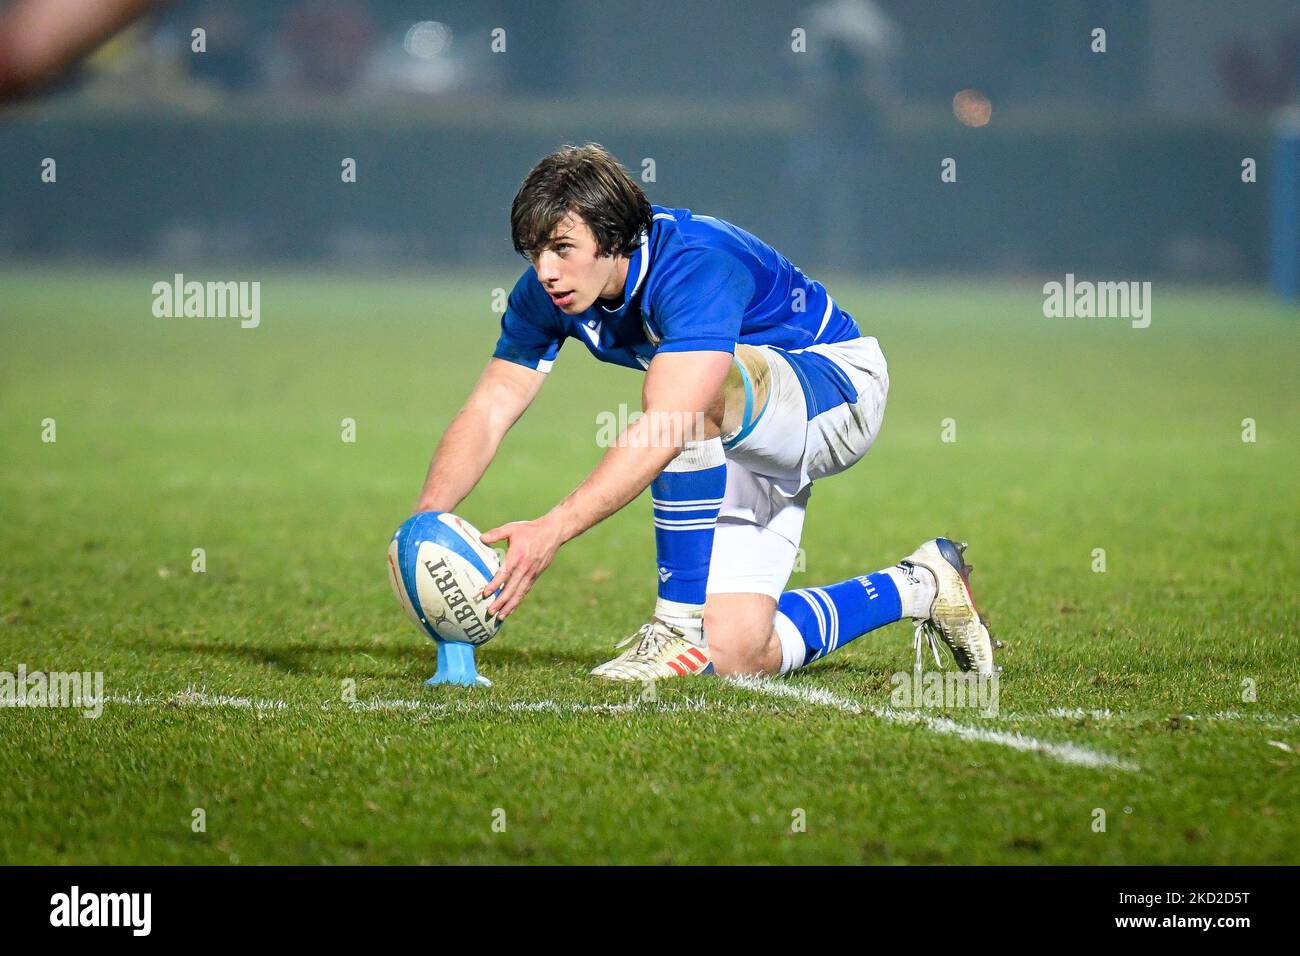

{"left": 387, "top": 512, "right": 502, "bottom": 646}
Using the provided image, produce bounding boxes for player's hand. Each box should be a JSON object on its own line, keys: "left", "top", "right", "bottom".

{"left": 479, "top": 515, "right": 565, "bottom": 620}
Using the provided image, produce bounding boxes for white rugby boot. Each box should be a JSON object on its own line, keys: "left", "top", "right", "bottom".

{"left": 901, "top": 537, "right": 1000, "bottom": 676}
{"left": 590, "top": 617, "right": 714, "bottom": 681}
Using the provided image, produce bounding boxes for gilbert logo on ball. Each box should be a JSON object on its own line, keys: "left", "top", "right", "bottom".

{"left": 387, "top": 512, "right": 502, "bottom": 686}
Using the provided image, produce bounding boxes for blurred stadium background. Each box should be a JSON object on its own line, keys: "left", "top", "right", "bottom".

{"left": 1, "top": 0, "right": 1298, "bottom": 288}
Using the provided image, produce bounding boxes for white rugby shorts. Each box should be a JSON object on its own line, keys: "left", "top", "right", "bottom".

{"left": 705, "top": 335, "right": 889, "bottom": 598}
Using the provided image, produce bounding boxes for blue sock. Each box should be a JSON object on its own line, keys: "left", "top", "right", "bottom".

{"left": 650, "top": 438, "right": 726, "bottom": 620}
{"left": 774, "top": 571, "right": 904, "bottom": 670}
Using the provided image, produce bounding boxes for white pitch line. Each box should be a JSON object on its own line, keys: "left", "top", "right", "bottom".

{"left": 1046, "top": 707, "right": 1115, "bottom": 721}
{"left": 729, "top": 676, "right": 1139, "bottom": 772}
{"left": 319, "top": 695, "right": 728, "bottom": 716}
{"left": 99, "top": 690, "right": 289, "bottom": 711}
{"left": 1192, "top": 711, "right": 1300, "bottom": 724}
{"left": 503, "top": 696, "right": 721, "bottom": 715}
{"left": 82, "top": 687, "right": 1286, "bottom": 761}
{"left": 92, "top": 691, "right": 731, "bottom": 718}
{"left": 727, "top": 676, "right": 864, "bottom": 713}
{"left": 1015, "top": 708, "right": 1300, "bottom": 727}
{"left": 324, "top": 697, "right": 447, "bottom": 713}
{"left": 913, "top": 714, "right": 1139, "bottom": 771}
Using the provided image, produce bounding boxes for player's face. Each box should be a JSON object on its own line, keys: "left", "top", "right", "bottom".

{"left": 531, "top": 213, "right": 627, "bottom": 313}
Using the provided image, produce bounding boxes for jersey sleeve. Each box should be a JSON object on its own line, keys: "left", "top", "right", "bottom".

{"left": 649, "top": 248, "right": 754, "bottom": 355}
{"left": 491, "top": 269, "right": 565, "bottom": 373}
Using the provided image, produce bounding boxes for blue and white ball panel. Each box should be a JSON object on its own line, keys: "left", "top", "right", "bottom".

{"left": 387, "top": 512, "right": 502, "bottom": 647}
{"left": 386, "top": 539, "right": 427, "bottom": 635}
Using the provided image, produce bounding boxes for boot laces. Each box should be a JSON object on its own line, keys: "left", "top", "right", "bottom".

{"left": 913, "top": 620, "right": 945, "bottom": 673}
{"left": 614, "top": 618, "right": 685, "bottom": 660}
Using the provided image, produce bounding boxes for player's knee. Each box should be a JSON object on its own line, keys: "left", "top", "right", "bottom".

{"left": 706, "top": 606, "right": 779, "bottom": 677}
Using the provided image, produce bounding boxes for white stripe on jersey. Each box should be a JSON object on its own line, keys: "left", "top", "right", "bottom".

{"left": 814, "top": 296, "right": 834, "bottom": 342}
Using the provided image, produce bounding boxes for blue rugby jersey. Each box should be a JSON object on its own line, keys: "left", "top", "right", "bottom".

{"left": 492, "top": 205, "right": 861, "bottom": 373}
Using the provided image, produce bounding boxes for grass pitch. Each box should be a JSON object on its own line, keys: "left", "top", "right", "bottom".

{"left": 1, "top": 267, "right": 1297, "bottom": 864}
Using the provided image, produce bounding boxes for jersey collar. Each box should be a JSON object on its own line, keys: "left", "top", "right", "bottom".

{"left": 599, "top": 227, "right": 651, "bottom": 314}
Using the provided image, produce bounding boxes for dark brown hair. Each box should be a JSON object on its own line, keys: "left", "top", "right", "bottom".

{"left": 510, "top": 143, "right": 652, "bottom": 260}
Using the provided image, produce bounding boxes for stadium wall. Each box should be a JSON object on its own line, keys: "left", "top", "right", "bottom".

{"left": 0, "top": 110, "right": 1269, "bottom": 280}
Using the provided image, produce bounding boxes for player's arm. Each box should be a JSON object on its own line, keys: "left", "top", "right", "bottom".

{"left": 414, "top": 358, "right": 546, "bottom": 513}
{"left": 480, "top": 349, "right": 732, "bottom": 619}
{"left": 549, "top": 349, "right": 731, "bottom": 538}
